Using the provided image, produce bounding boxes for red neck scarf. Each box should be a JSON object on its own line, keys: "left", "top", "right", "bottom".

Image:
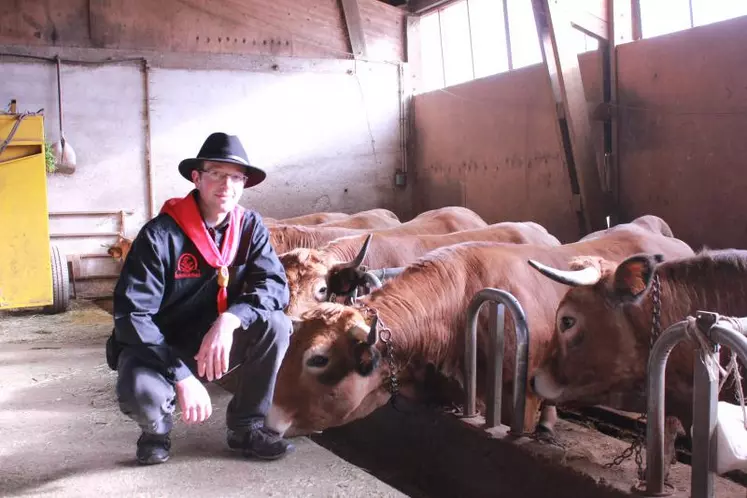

{"left": 160, "top": 190, "right": 245, "bottom": 313}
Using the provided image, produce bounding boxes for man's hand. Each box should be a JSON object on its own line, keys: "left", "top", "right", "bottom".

{"left": 175, "top": 375, "right": 212, "bottom": 424}
{"left": 194, "top": 312, "right": 241, "bottom": 382}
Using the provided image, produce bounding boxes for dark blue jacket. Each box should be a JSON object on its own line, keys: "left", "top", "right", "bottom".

{"left": 111, "top": 194, "right": 289, "bottom": 382}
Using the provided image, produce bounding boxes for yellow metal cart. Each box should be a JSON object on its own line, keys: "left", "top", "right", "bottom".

{"left": 0, "top": 111, "right": 70, "bottom": 314}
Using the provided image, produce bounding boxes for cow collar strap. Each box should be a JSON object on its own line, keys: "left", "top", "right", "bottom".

{"left": 160, "top": 190, "right": 246, "bottom": 314}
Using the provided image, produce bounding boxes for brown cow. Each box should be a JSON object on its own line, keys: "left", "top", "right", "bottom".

{"left": 528, "top": 249, "right": 747, "bottom": 462}
{"left": 272, "top": 212, "right": 351, "bottom": 226}
{"left": 580, "top": 214, "right": 674, "bottom": 241}
{"left": 265, "top": 223, "right": 694, "bottom": 438}
{"left": 281, "top": 222, "right": 562, "bottom": 317}
{"left": 270, "top": 206, "right": 486, "bottom": 255}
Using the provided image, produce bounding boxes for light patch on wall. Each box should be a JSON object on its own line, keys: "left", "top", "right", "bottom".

{"left": 148, "top": 63, "right": 401, "bottom": 206}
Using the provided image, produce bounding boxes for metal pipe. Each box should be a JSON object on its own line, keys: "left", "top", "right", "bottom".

{"left": 486, "top": 303, "right": 505, "bottom": 427}
{"left": 646, "top": 313, "right": 747, "bottom": 497}
{"left": 690, "top": 334, "right": 717, "bottom": 498}
{"left": 361, "top": 271, "right": 383, "bottom": 290}
{"left": 463, "top": 288, "right": 529, "bottom": 436}
{"left": 646, "top": 319, "right": 689, "bottom": 496}
{"left": 50, "top": 232, "right": 122, "bottom": 238}
{"left": 369, "top": 267, "right": 405, "bottom": 281}
{"left": 49, "top": 210, "right": 134, "bottom": 216}
{"left": 142, "top": 58, "right": 156, "bottom": 219}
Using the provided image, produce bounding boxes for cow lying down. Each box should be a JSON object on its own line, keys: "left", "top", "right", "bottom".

{"left": 280, "top": 221, "right": 562, "bottom": 317}
{"left": 265, "top": 221, "right": 694, "bottom": 438}
{"left": 529, "top": 248, "right": 747, "bottom": 476}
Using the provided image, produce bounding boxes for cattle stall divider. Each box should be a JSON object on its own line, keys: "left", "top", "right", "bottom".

{"left": 463, "top": 288, "right": 529, "bottom": 436}
{"left": 646, "top": 311, "right": 747, "bottom": 497}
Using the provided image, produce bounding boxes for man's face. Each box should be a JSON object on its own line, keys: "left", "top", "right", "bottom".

{"left": 191, "top": 161, "right": 247, "bottom": 215}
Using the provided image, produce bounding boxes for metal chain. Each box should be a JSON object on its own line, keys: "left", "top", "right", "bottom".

{"left": 604, "top": 273, "right": 661, "bottom": 480}
{"left": 357, "top": 304, "right": 400, "bottom": 401}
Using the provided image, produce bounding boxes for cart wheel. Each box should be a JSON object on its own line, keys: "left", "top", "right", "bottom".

{"left": 44, "top": 244, "right": 71, "bottom": 314}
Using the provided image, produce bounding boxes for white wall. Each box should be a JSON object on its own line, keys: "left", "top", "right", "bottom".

{"left": 1, "top": 48, "right": 408, "bottom": 293}
{"left": 0, "top": 47, "right": 410, "bottom": 292}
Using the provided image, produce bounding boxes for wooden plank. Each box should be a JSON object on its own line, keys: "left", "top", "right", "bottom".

{"left": 564, "top": 0, "right": 609, "bottom": 41}
{"left": 405, "top": 14, "right": 421, "bottom": 93}
{"left": 532, "top": 0, "right": 609, "bottom": 235}
{"left": 339, "top": 0, "right": 368, "bottom": 58}
{"left": 0, "top": 0, "right": 403, "bottom": 62}
{"left": 408, "top": 0, "right": 456, "bottom": 14}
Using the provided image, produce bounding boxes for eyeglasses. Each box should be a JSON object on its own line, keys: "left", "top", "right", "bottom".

{"left": 198, "top": 169, "right": 247, "bottom": 185}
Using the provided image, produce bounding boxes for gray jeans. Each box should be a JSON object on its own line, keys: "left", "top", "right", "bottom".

{"left": 116, "top": 310, "right": 291, "bottom": 435}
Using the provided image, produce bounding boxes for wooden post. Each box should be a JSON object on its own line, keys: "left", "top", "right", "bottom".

{"left": 339, "top": 0, "right": 367, "bottom": 59}
{"left": 531, "top": 0, "right": 609, "bottom": 236}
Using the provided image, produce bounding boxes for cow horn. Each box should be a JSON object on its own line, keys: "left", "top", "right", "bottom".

{"left": 528, "top": 259, "right": 602, "bottom": 286}
{"left": 367, "top": 314, "right": 379, "bottom": 345}
{"left": 338, "top": 234, "right": 372, "bottom": 270}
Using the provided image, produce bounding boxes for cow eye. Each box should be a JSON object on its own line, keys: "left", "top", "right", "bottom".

{"left": 306, "top": 355, "right": 329, "bottom": 368}
{"left": 560, "top": 316, "right": 576, "bottom": 332}
{"left": 314, "top": 282, "right": 328, "bottom": 301}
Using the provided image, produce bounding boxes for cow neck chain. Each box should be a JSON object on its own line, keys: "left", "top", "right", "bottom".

{"left": 604, "top": 272, "right": 666, "bottom": 489}
{"left": 358, "top": 304, "right": 400, "bottom": 400}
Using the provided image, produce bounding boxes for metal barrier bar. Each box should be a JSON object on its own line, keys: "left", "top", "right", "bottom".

{"left": 361, "top": 271, "right": 383, "bottom": 290}
{"left": 368, "top": 267, "right": 405, "bottom": 281}
{"left": 646, "top": 311, "right": 747, "bottom": 497}
{"left": 464, "top": 288, "right": 529, "bottom": 435}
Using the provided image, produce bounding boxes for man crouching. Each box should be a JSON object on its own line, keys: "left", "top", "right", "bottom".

{"left": 106, "top": 132, "right": 293, "bottom": 465}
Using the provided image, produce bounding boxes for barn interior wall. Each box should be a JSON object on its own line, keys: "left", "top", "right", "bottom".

{"left": 0, "top": 0, "right": 408, "bottom": 297}
{"left": 616, "top": 15, "right": 747, "bottom": 250}
{"left": 412, "top": 14, "right": 747, "bottom": 248}
{"left": 410, "top": 52, "right": 603, "bottom": 244}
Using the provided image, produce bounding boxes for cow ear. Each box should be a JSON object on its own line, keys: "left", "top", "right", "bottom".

{"left": 612, "top": 254, "right": 662, "bottom": 302}
{"left": 353, "top": 341, "right": 381, "bottom": 376}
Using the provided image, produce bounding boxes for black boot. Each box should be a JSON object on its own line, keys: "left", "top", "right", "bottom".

{"left": 227, "top": 426, "right": 295, "bottom": 461}
{"left": 136, "top": 432, "right": 171, "bottom": 465}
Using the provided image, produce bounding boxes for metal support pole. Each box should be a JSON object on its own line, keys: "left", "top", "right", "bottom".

{"left": 690, "top": 337, "right": 718, "bottom": 498}
{"left": 486, "top": 303, "right": 506, "bottom": 427}
{"left": 646, "top": 320, "right": 690, "bottom": 496}
{"left": 463, "top": 288, "right": 529, "bottom": 436}
{"left": 368, "top": 267, "right": 406, "bottom": 282}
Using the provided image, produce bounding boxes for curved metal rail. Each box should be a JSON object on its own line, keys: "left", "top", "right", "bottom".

{"left": 646, "top": 311, "right": 747, "bottom": 497}
{"left": 463, "top": 288, "right": 529, "bottom": 436}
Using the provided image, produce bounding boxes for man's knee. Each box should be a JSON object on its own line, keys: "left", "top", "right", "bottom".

{"left": 116, "top": 356, "right": 175, "bottom": 424}
{"left": 265, "top": 310, "right": 291, "bottom": 347}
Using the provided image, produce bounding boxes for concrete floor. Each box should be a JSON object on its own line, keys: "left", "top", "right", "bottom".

{"left": 0, "top": 301, "right": 406, "bottom": 498}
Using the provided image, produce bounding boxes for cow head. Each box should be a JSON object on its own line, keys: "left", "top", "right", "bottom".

{"left": 266, "top": 302, "right": 391, "bottom": 437}
{"left": 527, "top": 253, "right": 663, "bottom": 408}
{"left": 281, "top": 235, "right": 372, "bottom": 317}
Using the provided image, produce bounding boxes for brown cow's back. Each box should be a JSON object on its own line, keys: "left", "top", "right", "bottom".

{"left": 581, "top": 215, "right": 674, "bottom": 241}
{"left": 276, "top": 212, "right": 351, "bottom": 225}
{"left": 324, "top": 221, "right": 561, "bottom": 269}
{"left": 315, "top": 209, "right": 401, "bottom": 229}
{"left": 269, "top": 225, "right": 366, "bottom": 254}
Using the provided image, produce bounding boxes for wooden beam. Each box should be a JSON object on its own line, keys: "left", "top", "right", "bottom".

{"left": 339, "top": 0, "right": 368, "bottom": 58}
{"left": 603, "top": 0, "right": 635, "bottom": 225}
{"left": 532, "top": 0, "right": 609, "bottom": 235}
{"left": 565, "top": 0, "right": 609, "bottom": 41}
{"left": 408, "top": 0, "right": 456, "bottom": 14}
{"left": 405, "top": 14, "right": 422, "bottom": 94}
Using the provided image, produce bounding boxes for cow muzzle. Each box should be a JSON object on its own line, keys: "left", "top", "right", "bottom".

{"left": 531, "top": 369, "right": 565, "bottom": 401}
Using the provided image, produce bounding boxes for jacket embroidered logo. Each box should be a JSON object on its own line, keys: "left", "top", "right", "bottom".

{"left": 175, "top": 253, "right": 201, "bottom": 279}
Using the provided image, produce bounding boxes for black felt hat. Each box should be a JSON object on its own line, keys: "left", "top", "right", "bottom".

{"left": 178, "top": 132, "right": 267, "bottom": 188}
